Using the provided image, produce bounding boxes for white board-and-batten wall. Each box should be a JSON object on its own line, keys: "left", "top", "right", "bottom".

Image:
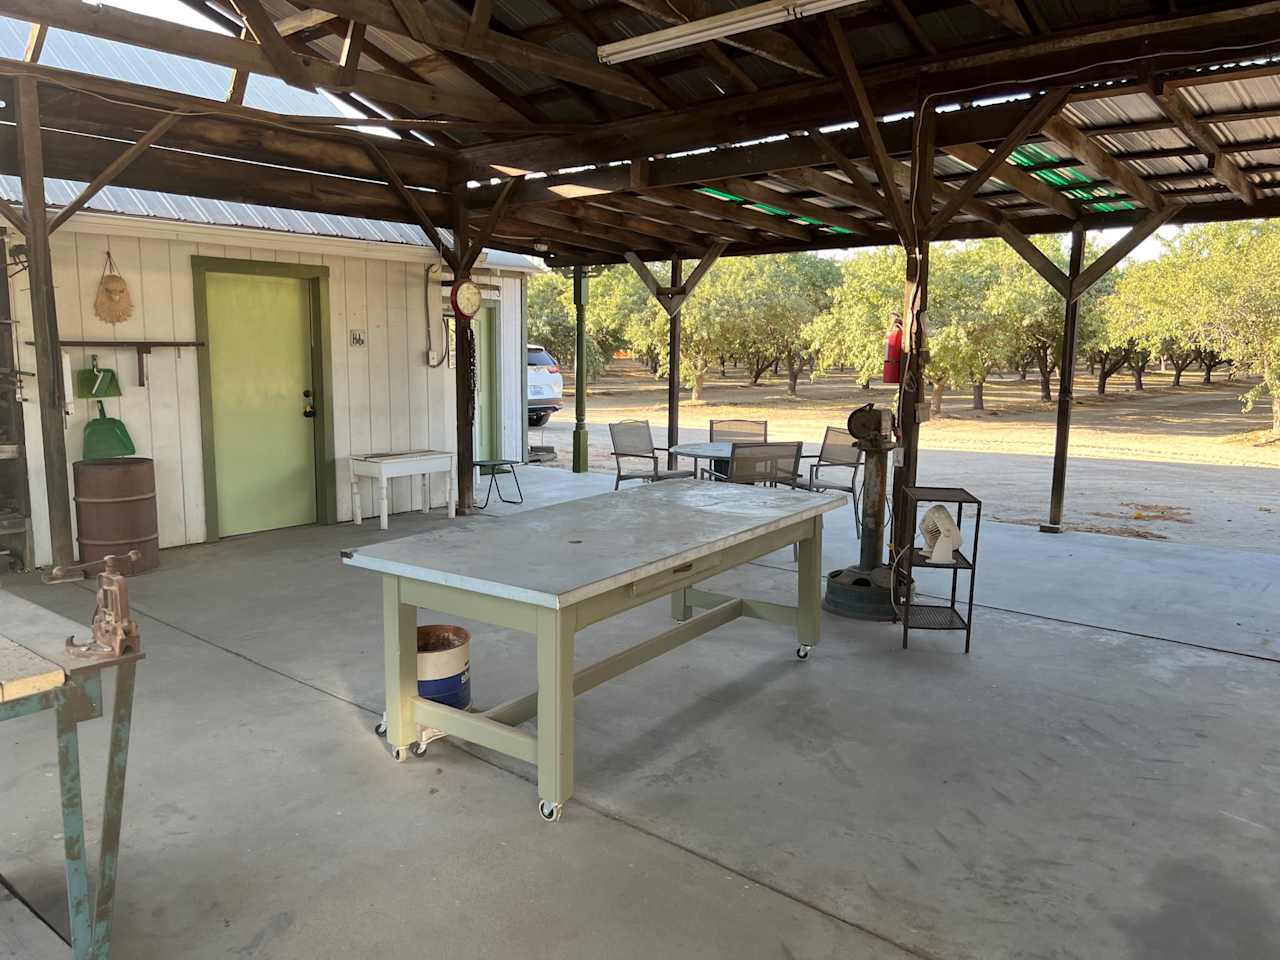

{"left": 12, "top": 213, "right": 528, "bottom": 568}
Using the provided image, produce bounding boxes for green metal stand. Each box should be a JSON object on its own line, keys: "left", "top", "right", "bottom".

{"left": 1, "top": 660, "right": 138, "bottom": 960}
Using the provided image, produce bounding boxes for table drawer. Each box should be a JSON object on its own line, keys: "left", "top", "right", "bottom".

{"left": 628, "top": 555, "right": 722, "bottom": 602}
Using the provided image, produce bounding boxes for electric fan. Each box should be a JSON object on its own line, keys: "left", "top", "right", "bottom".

{"left": 920, "top": 504, "right": 963, "bottom": 562}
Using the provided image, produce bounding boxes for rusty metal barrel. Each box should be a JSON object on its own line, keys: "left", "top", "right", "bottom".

{"left": 73, "top": 457, "right": 159, "bottom": 573}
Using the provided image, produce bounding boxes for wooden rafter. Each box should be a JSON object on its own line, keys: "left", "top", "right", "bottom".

{"left": 808, "top": 131, "right": 893, "bottom": 216}
{"left": 884, "top": 0, "right": 937, "bottom": 54}
{"left": 1152, "top": 85, "right": 1256, "bottom": 204}
{"left": 701, "top": 43, "right": 758, "bottom": 93}
{"left": 587, "top": 193, "right": 760, "bottom": 244}
{"left": 23, "top": 23, "right": 47, "bottom": 63}
{"left": 337, "top": 19, "right": 367, "bottom": 89}
{"left": 643, "top": 187, "right": 817, "bottom": 242}
{"left": 519, "top": 205, "right": 696, "bottom": 256}
{"left": 276, "top": 9, "right": 339, "bottom": 36}
{"left": 615, "top": 0, "right": 822, "bottom": 78}
{"left": 1041, "top": 115, "right": 1167, "bottom": 211}
{"left": 823, "top": 12, "right": 913, "bottom": 244}
{"left": 300, "top": 0, "right": 663, "bottom": 107}
{"left": 540, "top": 0, "right": 677, "bottom": 107}
{"left": 48, "top": 114, "right": 181, "bottom": 234}
{"left": 944, "top": 142, "right": 1079, "bottom": 220}
{"left": 771, "top": 166, "right": 887, "bottom": 220}
{"left": 967, "top": 0, "right": 1031, "bottom": 35}
{"left": 15, "top": 0, "right": 521, "bottom": 123}
{"left": 707, "top": 177, "right": 885, "bottom": 238}
{"left": 548, "top": 198, "right": 708, "bottom": 248}
{"left": 230, "top": 0, "right": 316, "bottom": 90}
{"left": 927, "top": 87, "right": 1069, "bottom": 236}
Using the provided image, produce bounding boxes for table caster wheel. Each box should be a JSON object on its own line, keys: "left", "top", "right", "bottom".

{"left": 796, "top": 645, "right": 811, "bottom": 660}
{"left": 538, "top": 800, "right": 562, "bottom": 822}
{"left": 410, "top": 740, "right": 430, "bottom": 758}
{"left": 392, "top": 746, "right": 410, "bottom": 762}
{"left": 375, "top": 720, "right": 388, "bottom": 737}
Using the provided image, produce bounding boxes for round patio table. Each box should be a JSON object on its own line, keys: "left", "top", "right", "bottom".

{"left": 669, "top": 441, "right": 733, "bottom": 478}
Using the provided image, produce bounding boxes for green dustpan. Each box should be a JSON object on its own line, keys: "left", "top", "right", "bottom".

{"left": 74, "top": 355, "right": 122, "bottom": 399}
{"left": 83, "top": 401, "right": 135, "bottom": 460}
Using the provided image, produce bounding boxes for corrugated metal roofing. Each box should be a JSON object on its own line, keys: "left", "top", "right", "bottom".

{"left": 0, "top": 15, "right": 535, "bottom": 269}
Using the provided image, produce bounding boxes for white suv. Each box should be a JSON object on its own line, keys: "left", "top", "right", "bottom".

{"left": 527, "top": 344, "right": 564, "bottom": 428}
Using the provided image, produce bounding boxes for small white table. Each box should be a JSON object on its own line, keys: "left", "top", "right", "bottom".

{"left": 350, "top": 450, "right": 455, "bottom": 529}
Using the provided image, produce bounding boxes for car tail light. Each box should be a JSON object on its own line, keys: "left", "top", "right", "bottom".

{"left": 547, "top": 364, "right": 559, "bottom": 374}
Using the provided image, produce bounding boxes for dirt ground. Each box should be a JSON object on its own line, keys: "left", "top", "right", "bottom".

{"left": 534, "top": 360, "right": 1280, "bottom": 551}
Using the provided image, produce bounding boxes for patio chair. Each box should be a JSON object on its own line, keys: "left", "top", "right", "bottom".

{"left": 708, "top": 419, "right": 767, "bottom": 476}
{"left": 609, "top": 420, "right": 695, "bottom": 490}
{"left": 701, "top": 441, "right": 802, "bottom": 487}
{"left": 709, "top": 419, "right": 768, "bottom": 443}
{"left": 794, "top": 426, "right": 864, "bottom": 532}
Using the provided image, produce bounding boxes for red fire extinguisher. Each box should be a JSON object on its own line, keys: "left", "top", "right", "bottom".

{"left": 883, "top": 313, "right": 904, "bottom": 384}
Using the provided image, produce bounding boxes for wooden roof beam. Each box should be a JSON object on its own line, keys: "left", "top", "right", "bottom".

{"left": 1151, "top": 84, "right": 1256, "bottom": 205}
{"left": 706, "top": 177, "right": 887, "bottom": 239}
{"left": 305, "top": 0, "right": 663, "bottom": 107}
{"left": 614, "top": 0, "right": 822, "bottom": 77}
{"left": 643, "top": 187, "right": 817, "bottom": 242}
{"left": 588, "top": 193, "right": 761, "bottom": 243}
{"left": 771, "top": 166, "right": 887, "bottom": 220}
{"left": 967, "top": 0, "right": 1031, "bottom": 35}
{"left": 12, "top": 0, "right": 520, "bottom": 123}
{"left": 823, "top": 12, "right": 913, "bottom": 244}
{"left": 943, "top": 142, "right": 1079, "bottom": 219}
{"left": 927, "top": 86, "right": 1069, "bottom": 236}
{"left": 230, "top": 0, "right": 317, "bottom": 90}
{"left": 1042, "top": 114, "right": 1167, "bottom": 211}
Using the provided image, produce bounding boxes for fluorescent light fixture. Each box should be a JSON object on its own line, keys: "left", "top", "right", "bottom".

{"left": 598, "top": 0, "right": 874, "bottom": 65}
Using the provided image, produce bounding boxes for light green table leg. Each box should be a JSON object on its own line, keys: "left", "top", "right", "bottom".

{"left": 670, "top": 587, "right": 691, "bottom": 622}
{"left": 797, "top": 517, "right": 822, "bottom": 656}
{"left": 535, "top": 607, "right": 575, "bottom": 820}
{"left": 383, "top": 576, "right": 418, "bottom": 759}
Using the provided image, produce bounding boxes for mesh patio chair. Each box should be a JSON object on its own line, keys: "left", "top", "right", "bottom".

{"left": 795, "top": 427, "right": 864, "bottom": 536}
{"left": 709, "top": 419, "right": 768, "bottom": 442}
{"left": 701, "top": 441, "right": 802, "bottom": 486}
{"left": 609, "top": 419, "right": 695, "bottom": 490}
{"left": 708, "top": 419, "right": 767, "bottom": 476}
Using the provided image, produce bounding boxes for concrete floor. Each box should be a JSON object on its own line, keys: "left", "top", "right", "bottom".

{"left": 2, "top": 467, "right": 1278, "bottom": 959}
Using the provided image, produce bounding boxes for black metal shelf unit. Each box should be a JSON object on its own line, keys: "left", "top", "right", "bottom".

{"left": 899, "top": 486, "right": 982, "bottom": 653}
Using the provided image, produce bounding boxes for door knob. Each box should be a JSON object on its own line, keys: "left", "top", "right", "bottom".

{"left": 303, "top": 389, "right": 313, "bottom": 399}
{"left": 303, "top": 405, "right": 316, "bottom": 418}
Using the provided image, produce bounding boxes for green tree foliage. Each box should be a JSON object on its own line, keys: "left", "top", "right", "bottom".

{"left": 807, "top": 247, "right": 903, "bottom": 387}
{"left": 1109, "top": 221, "right": 1280, "bottom": 434}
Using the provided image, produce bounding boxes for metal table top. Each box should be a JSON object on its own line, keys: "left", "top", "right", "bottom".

{"left": 669, "top": 441, "right": 733, "bottom": 460}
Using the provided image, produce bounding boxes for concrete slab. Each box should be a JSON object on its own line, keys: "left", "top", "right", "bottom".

{"left": 3, "top": 467, "right": 1278, "bottom": 960}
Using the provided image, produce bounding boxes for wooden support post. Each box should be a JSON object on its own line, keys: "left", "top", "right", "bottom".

{"left": 1042, "top": 223, "right": 1086, "bottom": 534}
{"left": 667, "top": 256, "right": 682, "bottom": 471}
{"left": 891, "top": 103, "right": 934, "bottom": 570}
{"left": 572, "top": 265, "right": 588, "bottom": 473}
{"left": 16, "top": 78, "right": 74, "bottom": 569}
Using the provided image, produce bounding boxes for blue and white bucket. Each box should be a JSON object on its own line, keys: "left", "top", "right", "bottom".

{"left": 417, "top": 625, "right": 471, "bottom": 710}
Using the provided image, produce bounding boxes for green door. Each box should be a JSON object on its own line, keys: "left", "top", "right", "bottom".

{"left": 473, "top": 306, "right": 499, "bottom": 461}
{"left": 205, "top": 272, "right": 317, "bottom": 536}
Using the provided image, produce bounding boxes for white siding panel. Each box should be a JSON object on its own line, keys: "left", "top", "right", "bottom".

{"left": 21, "top": 228, "right": 522, "bottom": 566}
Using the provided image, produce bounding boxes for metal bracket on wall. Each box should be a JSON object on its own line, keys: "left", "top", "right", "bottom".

{"left": 25, "top": 340, "right": 205, "bottom": 387}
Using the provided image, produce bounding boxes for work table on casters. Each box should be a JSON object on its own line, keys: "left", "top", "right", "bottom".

{"left": 342, "top": 479, "right": 844, "bottom": 821}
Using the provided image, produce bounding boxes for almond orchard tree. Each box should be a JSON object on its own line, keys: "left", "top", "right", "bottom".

{"left": 1169, "top": 222, "right": 1280, "bottom": 435}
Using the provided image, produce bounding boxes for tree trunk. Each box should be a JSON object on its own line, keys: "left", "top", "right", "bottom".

{"left": 1133, "top": 366, "right": 1144, "bottom": 390}
{"left": 861, "top": 379, "right": 871, "bottom": 390}
{"left": 1273, "top": 393, "right": 1280, "bottom": 437}
{"left": 931, "top": 378, "right": 946, "bottom": 415}
{"left": 719, "top": 355, "right": 726, "bottom": 377}
{"left": 1203, "top": 366, "right": 1213, "bottom": 384}
{"left": 785, "top": 355, "right": 801, "bottom": 396}
{"left": 691, "top": 371, "right": 705, "bottom": 401}
{"left": 1036, "top": 350, "right": 1053, "bottom": 402}
{"left": 1019, "top": 366, "right": 1028, "bottom": 381}
{"left": 972, "top": 380, "right": 985, "bottom": 410}
{"left": 772, "top": 358, "right": 780, "bottom": 376}
{"left": 1171, "top": 358, "right": 1194, "bottom": 386}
